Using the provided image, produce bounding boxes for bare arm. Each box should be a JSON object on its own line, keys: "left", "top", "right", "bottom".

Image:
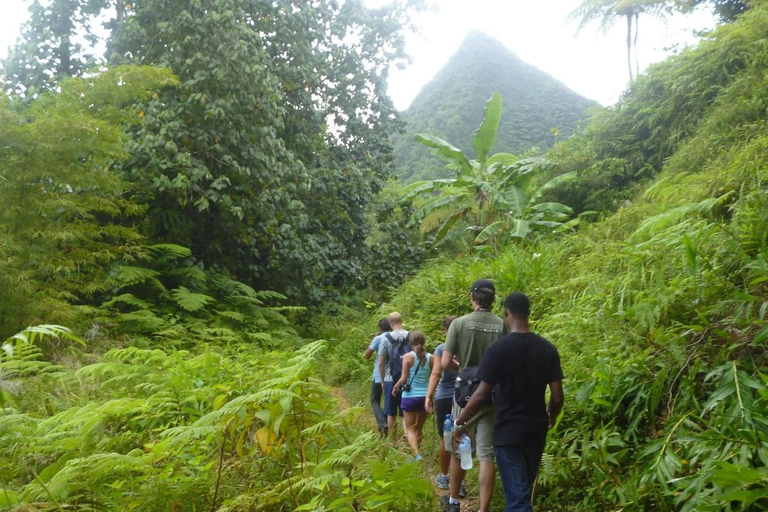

{"left": 454, "top": 381, "right": 493, "bottom": 440}
{"left": 441, "top": 349, "right": 459, "bottom": 372}
{"left": 364, "top": 347, "right": 374, "bottom": 360}
{"left": 548, "top": 380, "right": 564, "bottom": 429}
{"left": 425, "top": 353, "right": 440, "bottom": 413}
{"left": 378, "top": 354, "right": 386, "bottom": 388}
{"left": 393, "top": 353, "right": 414, "bottom": 395}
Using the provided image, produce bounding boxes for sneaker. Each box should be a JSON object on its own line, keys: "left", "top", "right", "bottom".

{"left": 435, "top": 473, "right": 449, "bottom": 489}
{"left": 415, "top": 453, "right": 422, "bottom": 461}
{"left": 440, "top": 495, "right": 460, "bottom": 512}
{"left": 459, "top": 480, "right": 467, "bottom": 498}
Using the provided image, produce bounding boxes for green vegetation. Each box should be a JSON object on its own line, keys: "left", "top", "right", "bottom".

{"left": 2, "top": 0, "right": 768, "bottom": 510}
{"left": 393, "top": 31, "right": 597, "bottom": 182}
{"left": 402, "top": 93, "right": 578, "bottom": 249}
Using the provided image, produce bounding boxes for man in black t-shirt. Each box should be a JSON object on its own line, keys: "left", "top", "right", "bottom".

{"left": 453, "top": 292, "right": 564, "bottom": 512}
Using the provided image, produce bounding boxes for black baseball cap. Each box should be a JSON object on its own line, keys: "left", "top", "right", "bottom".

{"left": 470, "top": 279, "right": 495, "bottom": 294}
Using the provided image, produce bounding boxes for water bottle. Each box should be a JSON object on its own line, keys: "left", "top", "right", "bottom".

{"left": 459, "top": 433, "right": 473, "bottom": 470}
{"left": 442, "top": 414, "right": 453, "bottom": 447}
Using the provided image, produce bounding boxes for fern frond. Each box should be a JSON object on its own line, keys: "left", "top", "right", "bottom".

{"left": 170, "top": 286, "right": 214, "bottom": 312}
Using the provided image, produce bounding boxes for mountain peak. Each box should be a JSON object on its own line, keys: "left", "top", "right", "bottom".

{"left": 394, "top": 35, "right": 597, "bottom": 181}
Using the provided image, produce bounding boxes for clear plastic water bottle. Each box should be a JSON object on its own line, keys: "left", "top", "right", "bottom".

{"left": 443, "top": 414, "right": 453, "bottom": 446}
{"left": 459, "top": 433, "right": 473, "bottom": 470}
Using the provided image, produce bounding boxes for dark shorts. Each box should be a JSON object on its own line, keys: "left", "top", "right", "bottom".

{"left": 435, "top": 397, "right": 453, "bottom": 436}
{"left": 401, "top": 396, "right": 426, "bottom": 412}
{"left": 383, "top": 382, "right": 404, "bottom": 417}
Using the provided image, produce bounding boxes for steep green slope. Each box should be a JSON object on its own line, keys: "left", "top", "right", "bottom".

{"left": 394, "top": 30, "right": 597, "bottom": 182}
{"left": 332, "top": 5, "right": 768, "bottom": 511}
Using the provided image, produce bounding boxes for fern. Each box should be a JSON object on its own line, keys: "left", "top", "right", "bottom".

{"left": 170, "top": 287, "right": 214, "bottom": 312}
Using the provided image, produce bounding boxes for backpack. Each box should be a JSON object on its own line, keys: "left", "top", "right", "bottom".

{"left": 385, "top": 332, "right": 411, "bottom": 382}
{"left": 454, "top": 366, "right": 493, "bottom": 408}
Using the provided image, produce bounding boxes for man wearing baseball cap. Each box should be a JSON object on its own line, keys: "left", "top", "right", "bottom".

{"left": 440, "top": 278, "right": 505, "bottom": 512}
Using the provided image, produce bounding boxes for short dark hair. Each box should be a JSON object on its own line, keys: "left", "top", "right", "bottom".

{"left": 503, "top": 292, "right": 530, "bottom": 317}
{"left": 442, "top": 315, "right": 458, "bottom": 331}
{"left": 471, "top": 288, "right": 494, "bottom": 309}
{"left": 378, "top": 318, "right": 391, "bottom": 332}
{"left": 409, "top": 330, "right": 426, "bottom": 347}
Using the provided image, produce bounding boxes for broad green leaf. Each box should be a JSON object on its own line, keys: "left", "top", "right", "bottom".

{"left": 433, "top": 207, "right": 472, "bottom": 247}
{"left": 415, "top": 134, "right": 471, "bottom": 172}
{"left": 530, "top": 202, "right": 574, "bottom": 215}
{"left": 472, "top": 93, "right": 502, "bottom": 166}
{"left": 485, "top": 152, "right": 520, "bottom": 167}
{"left": 399, "top": 178, "right": 456, "bottom": 204}
{"left": 507, "top": 218, "right": 531, "bottom": 239}
{"left": 473, "top": 221, "right": 504, "bottom": 245}
{"left": 409, "top": 194, "right": 464, "bottom": 225}
{"left": 528, "top": 171, "right": 577, "bottom": 205}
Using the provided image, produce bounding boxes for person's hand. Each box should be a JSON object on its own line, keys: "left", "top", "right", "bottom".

{"left": 425, "top": 397, "right": 433, "bottom": 413}
{"left": 391, "top": 384, "right": 399, "bottom": 397}
{"left": 453, "top": 426, "right": 466, "bottom": 444}
{"left": 381, "top": 382, "right": 385, "bottom": 393}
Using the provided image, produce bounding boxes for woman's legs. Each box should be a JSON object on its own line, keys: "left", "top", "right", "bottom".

{"left": 439, "top": 437, "right": 451, "bottom": 475}
{"left": 413, "top": 410, "right": 427, "bottom": 449}
{"left": 403, "top": 411, "right": 420, "bottom": 455}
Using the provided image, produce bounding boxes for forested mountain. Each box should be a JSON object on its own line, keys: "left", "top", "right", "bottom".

{"left": 394, "top": 31, "right": 597, "bottom": 182}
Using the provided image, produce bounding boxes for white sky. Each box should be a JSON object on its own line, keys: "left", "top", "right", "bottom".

{"left": 0, "top": 0, "right": 716, "bottom": 108}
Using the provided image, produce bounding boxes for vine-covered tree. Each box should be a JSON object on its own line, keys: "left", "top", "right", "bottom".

{"left": 109, "top": 0, "right": 415, "bottom": 303}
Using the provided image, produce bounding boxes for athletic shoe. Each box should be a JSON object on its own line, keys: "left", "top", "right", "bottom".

{"left": 440, "top": 495, "right": 460, "bottom": 512}
{"left": 459, "top": 480, "right": 467, "bottom": 498}
{"left": 415, "top": 453, "right": 422, "bottom": 461}
{"left": 435, "top": 473, "right": 449, "bottom": 489}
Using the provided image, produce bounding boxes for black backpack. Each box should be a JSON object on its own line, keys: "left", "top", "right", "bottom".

{"left": 385, "top": 332, "right": 411, "bottom": 382}
{"left": 455, "top": 365, "right": 495, "bottom": 408}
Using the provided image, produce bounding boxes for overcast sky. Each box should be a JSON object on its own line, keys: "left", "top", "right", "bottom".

{"left": 0, "top": 0, "right": 717, "bottom": 108}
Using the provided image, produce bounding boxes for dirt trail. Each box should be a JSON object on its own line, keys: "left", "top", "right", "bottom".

{"left": 332, "top": 387, "right": 480, "bottom": 512}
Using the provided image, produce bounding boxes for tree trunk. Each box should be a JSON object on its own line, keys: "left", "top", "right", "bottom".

{"left": 626, "top": 13, "right": 634, "bottom": 82}
{"left": 634, "top": 12, "right": 640, "bottom": 78}
{"left": 115, "top": 0, "right": 125, "bottom": 32}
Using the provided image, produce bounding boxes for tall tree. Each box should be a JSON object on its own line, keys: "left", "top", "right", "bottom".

{"left": 1, "top": 0, "right": 113, "bottom": 96}
{"left": 568, "top": 0, "right": 691, "bottom": 82}
{"left": 109, "top": 0, "right": 415, "bottom": 303}
{"left": 0, "top": 66, "right": 175, "bottom": 337}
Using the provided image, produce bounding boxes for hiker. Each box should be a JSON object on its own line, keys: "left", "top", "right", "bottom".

{"left": 453, "top": 292, "right": 564, "bottom": 512}
{"left": 440, "top": 279, "right": 505, "bottom": 512}
{"left": 425, "top": 315, "right": 466, "bottom": 497}
{"left": 365, "top": 317, "right": 391, "bottom": 435}
{"left": 378, "top": 311, "right": 410, "bottom": 439}
{"left": 392, "top": 330, "right": 433, "bottom": 460}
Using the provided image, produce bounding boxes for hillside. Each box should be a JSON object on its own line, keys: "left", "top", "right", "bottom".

{"left": 394, "top": 31, "right": 597, "bottom": 182}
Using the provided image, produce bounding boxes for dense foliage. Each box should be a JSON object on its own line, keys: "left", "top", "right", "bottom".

{"left": 545, "top": 0, "right": 768, "bottom": 213}
{"left": 393, "top": 31, "right": 597, "bottom": 182}
{"left": 1, "top": 326, "right": 433, "bottom": 511}
{"left": 337, "top": 3, "right": 768, "bottom": 510}
{"left": 401, "top": 93, "right": 578, "bottom": 249}
{"left": 2, "top": 0, "right": 768, "bottom": 510}
{"left": 110, "top": 0, "right": 414, "bottom": 304}
{"left": 0, "top": 66, "right": 175, "bottom": 338}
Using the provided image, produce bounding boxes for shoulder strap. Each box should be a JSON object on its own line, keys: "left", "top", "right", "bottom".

{"left": 407, "top": 352, "right": 422, "bottom": 386}
{"left": 385, "top": 333, "right": 395, "bottom": 344}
